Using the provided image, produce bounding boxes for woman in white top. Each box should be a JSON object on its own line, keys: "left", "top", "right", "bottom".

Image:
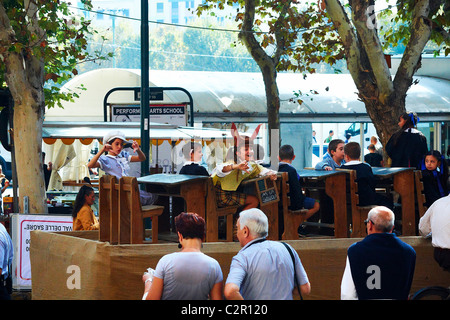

{"left": 142, "top": 212, "right": 223, "bottom": 300}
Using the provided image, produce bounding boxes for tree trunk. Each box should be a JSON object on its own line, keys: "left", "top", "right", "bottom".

{"left": 325, "top": 0, "right": 434, "bottom": 156}
{"left": 12, "top": 100, "right": 47, "bottom": 213}
{"left": 3, "top": 46, "right": 47, "bottom": 214}
{"left": 239, "top": 0, "right": 286, "bottom": 162}
{"left": 1, "top": 2, "right": 48, "bottom": 213}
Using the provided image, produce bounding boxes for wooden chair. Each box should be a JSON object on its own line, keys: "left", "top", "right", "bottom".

{"left": 278, "top": 172, "right": 308, "bottom": 240}
{"left": 205, "top": 179, "right": 240, "bottom": 242}
{"left": 414, "top": 170, "right": 427, "bottom": 218}
{"left": 118, "top": 176, "right": 164, "bottom": 244}
{"left": 340, "top": 169, "right": 377, "bottom": 238}
{"left": 99, "top": 175, "right": 118, "bottom": 243}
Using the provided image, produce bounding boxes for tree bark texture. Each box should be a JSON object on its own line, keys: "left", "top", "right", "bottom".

{"left": 325, "top": 0, "right": 435, "bottom": 150}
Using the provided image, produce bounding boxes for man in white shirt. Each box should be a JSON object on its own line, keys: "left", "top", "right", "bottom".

{"left": 419, "top": 194, "right": 450, "bottom": 271}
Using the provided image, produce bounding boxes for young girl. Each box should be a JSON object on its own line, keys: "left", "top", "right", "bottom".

{"left": 386, "top": 111, "right": 428, "bottom": 169}
{"left": 212, "top": 136, "right": 276, "bottom": 210}
{"left": 72, "top": 185, "right": 99, "bottom": 231}
{"left": 88, "top": 130, "right": 157, "bottom": 205}
{"left": 421, "top": 150, "right": 449, "bottom": 208}
{"left": 179, "top": 142, "right": 209, "bottom": 176}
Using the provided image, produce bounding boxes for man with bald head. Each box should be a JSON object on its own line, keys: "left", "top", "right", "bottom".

{"left": 341, "top": 206, "right": 416, "bottom": 300}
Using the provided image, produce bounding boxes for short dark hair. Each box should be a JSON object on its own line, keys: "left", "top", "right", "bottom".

{"left": 175, "top": 212, "right": 205, "bottom": 240}
{"left": 279, "top": 144, "right": 295, "bottom": 161}
{"left": 344, "top": 142, "right": 361, "bottom": 160}
{"left": 328, "top": 139, "right": 344, "bottom": 153}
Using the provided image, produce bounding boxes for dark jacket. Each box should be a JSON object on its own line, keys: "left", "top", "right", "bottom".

{"left": 278, "top": 163, "right": 305, "bottom": 210}
{"left": 348, "top": 233, "right": 416, "bottom": 300}
{"left": 343, "top": 162, "right": 393, "bottom": 209}
{"left": 422, "top": 169, "right": 448, "bottom": 207}
{"left": 386, "top": 129, "right": 428, "bottom": 169}
{"left": 179, "top": 163, "right": 209, "bottom": 176}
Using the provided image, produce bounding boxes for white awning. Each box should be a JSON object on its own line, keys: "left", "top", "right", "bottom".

{"left": 44, "top": 68, "right": 450, "bottom": 123}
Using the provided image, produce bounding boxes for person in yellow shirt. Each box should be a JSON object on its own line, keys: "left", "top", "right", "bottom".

{"left": 72, "top": 185, "right": 99, "bottom": 231}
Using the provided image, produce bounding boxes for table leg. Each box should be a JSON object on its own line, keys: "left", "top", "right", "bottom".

{"left": 393, "top": 170, "right": 415, "bottom": 235}
{"left": 325, "top": 173, "right": 348, "bottom": 238}
{"left": 179, "top": 180, "right": 207, "bottom": 220}
{"left": 260, "top": 202, "right": 279, "bottom": 240}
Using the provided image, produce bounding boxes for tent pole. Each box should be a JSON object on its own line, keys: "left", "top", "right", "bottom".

{"left": 140, "top": 0, "right": 150, "bottom": 176}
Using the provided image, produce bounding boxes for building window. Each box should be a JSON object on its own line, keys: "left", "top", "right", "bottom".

{"left": 157, "top": 3, "right": 164, "bottom": 13}
{"left": 172, "top": 1, "right": 179, "bottom": 23}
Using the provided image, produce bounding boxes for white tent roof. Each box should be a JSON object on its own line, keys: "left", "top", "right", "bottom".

{"left": 42, "top": 121, "right": 232, "bottom": 141}
{"left": 44, "top": 68, "right": 450, "bottom": 122}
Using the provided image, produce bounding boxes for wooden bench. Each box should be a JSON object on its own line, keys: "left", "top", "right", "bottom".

{"left": 339, "top": 169, "right": 377, "bottom": 238}
{"left": 99, "top": 175, "right": 118, "bottom": 243}
{"left": 205, "top": 179, "right": 240, "bottom": 242}
{"left": 414, "top": 170, "right": 427, "bottom": 218}
{"left": 118, "top": 177, "right": 164, "bottom": 244}
{"left": 278, "top": 172, "right": 308, "bottom": 240}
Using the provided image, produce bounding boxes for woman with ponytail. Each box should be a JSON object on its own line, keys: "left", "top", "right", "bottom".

{"left": 385, "top": 111, "right": 428, "bottom": 169}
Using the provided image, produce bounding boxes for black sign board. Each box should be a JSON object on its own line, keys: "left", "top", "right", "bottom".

{"left": 254, "top": 177, "right": 279, "bottom": 205}
{"left": 134, "top": 88, "right": 164, "bottom": 101}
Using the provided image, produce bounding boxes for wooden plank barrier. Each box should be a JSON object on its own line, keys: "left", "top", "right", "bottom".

{"left": 30, "top": 231, "right": 450, "bottom": 300}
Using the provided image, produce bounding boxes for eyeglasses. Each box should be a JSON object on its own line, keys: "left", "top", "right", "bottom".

{"left": 364, "top": 219, "right": 375, "bottom": 227}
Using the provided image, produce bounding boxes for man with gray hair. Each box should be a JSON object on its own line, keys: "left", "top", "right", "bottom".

{"left": 224, "top": 208, "right": 311, "bottom": 300}
{"left": 341, "top": 206, "right": 416, "bottom": 300}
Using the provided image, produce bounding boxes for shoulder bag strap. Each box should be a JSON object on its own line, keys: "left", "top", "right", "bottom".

{"left": 281, "top": 242, "right": 303, "bottom": 300}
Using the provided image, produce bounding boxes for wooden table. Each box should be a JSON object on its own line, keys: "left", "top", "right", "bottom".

{"left": 372, "top": 167, "right": 416, "bottom": 235}
{"left": 137, "top": 174, "right": 210, "bottom": 232}
{"left": 297, "top": 169, "right": 348, "bottom": 238}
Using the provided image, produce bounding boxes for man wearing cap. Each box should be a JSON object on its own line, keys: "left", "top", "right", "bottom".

{"left": 88, "top": 130, "right": 157, "bottom": 205}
